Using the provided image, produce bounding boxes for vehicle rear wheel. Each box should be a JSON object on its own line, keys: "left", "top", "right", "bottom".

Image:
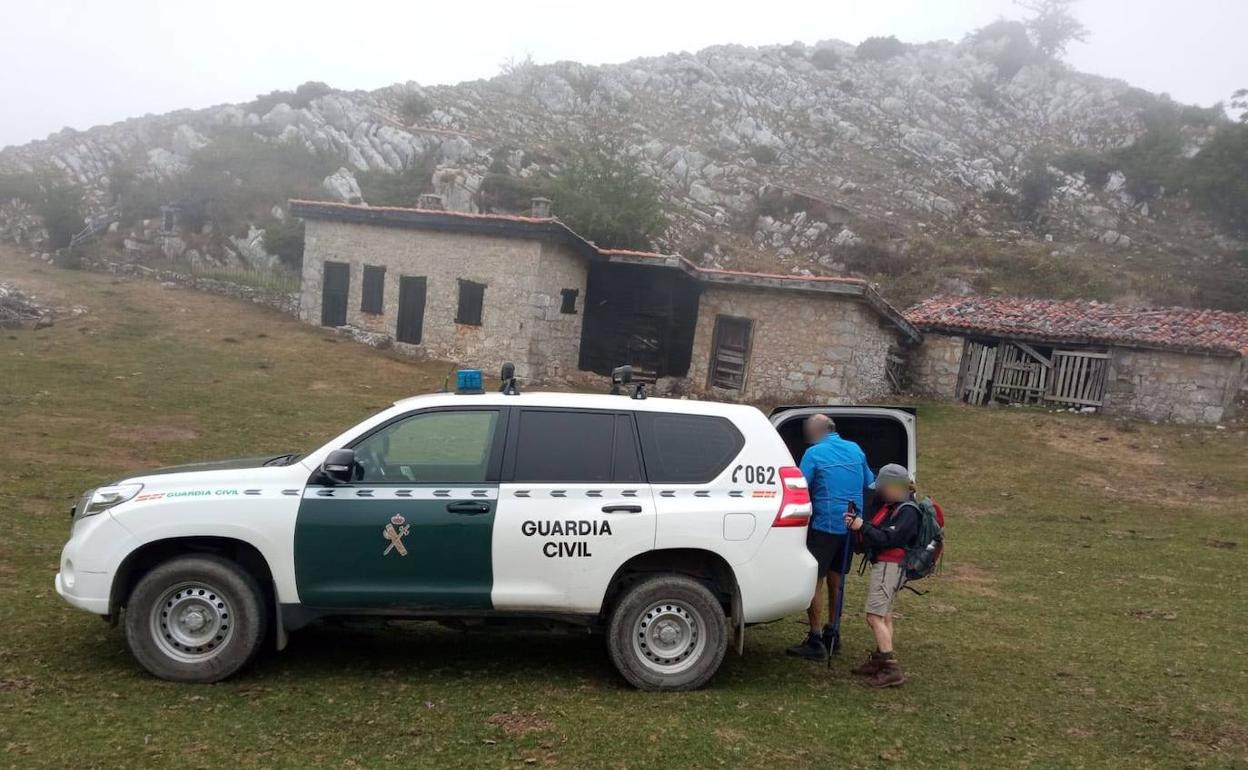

{"left": 124, "top": 554, "right": 267, "bottom": 683}
{"left": 606, "top": 575, "right": 728, "bottom": 691}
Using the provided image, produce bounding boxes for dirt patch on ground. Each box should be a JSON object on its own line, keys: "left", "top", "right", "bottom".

{"left": 943, "top": 562, "right": 1000, "bottom": 598}
{"left": 1170, "top": 720, "right": 1248, "bottom": 761}
{"left": 1031, "top": 421, "right": 1226, "bottom": 510}
{"left": 486, "top": 712, "right": 553, "bottom": 737}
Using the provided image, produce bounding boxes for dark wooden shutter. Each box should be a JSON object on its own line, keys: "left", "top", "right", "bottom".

{"left": 361, "top": 265, "right": 385, "bottom": 314}
{"left": 320, "top": 262, "right": 350, "bottom": 327}
{"left": 560, "top": 288, "right": 578, "bottom": 314}
{"left": 396, "top": 276, "right": 427, "bottom": 344}
{"left": 708, "top": 315, "right": 753, "bottom": 390}
{"left": 456, "top": 280, "right": 485, "bottom": 326}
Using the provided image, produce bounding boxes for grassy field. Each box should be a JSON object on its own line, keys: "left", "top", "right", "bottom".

{"left": 2, "top": 249, "right": 1246, "bottom": 769}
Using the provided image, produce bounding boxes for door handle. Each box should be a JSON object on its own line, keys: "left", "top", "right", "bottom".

{"left": 601, "top": 504, "right": 643, "bottom": 514}
{"left": 446, "top": 501, "right": 491, "bottom": 514}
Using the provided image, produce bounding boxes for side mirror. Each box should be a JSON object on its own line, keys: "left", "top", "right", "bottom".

{"left": 320, "top": 448, "right": 356, "bottom": 485}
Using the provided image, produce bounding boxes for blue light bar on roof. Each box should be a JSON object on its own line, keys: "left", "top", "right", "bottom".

{"left": 456, "top": 369, "right": 484, "bottom": 394}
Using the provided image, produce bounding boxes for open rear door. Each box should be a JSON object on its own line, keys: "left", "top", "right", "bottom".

{"left": 768, "top": 405, "right": 916, "bottom": 478}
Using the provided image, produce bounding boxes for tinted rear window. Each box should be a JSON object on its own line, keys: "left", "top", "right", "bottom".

{"left": 512, "top": 410, "right": 615, "bottom": 482}
{"left": 636, "top": 413, "right": 744, "bottom": 483}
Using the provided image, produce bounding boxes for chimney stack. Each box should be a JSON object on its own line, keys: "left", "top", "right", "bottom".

{"left": 417, "top": 193, "right": 444, "bottom": 210}
{"left": 530, "top": 197, "right": 552, "bottom": 218}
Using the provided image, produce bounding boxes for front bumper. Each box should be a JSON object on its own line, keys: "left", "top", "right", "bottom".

{"left": 55, "top": 511, "right": 134, "bottom": 616}
{"left": 55, "top": 569, "right": 110, "bottom": 614}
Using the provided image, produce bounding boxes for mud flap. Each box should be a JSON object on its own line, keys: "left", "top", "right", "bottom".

{"left": 274, "top": 583, "right": 288, "bottom": 652}
{"left": 732, "top": 590, "right": 745, "bottom": 656}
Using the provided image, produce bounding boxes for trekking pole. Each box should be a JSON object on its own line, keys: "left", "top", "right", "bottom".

{"left": 827, "top": 500, "right": 857, "bottom": 670}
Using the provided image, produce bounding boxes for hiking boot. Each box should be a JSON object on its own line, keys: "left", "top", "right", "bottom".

{"left": 851, "top": 651, "right": 883, "bottom": 676}
{"left": 820, "top": 626, "right": 843, "bottom": 656}
{"left": 864, "top": 659, "right": 906, "bottom": 688}
{"left": 785, "top": 632, "right": 828, "bottom": 661}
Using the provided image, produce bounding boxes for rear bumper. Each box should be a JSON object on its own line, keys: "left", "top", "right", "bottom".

{"left": 735, "top": 527, "right": 818, "bottom": 623}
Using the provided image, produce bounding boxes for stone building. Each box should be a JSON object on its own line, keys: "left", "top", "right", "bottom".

{"left": 907, "top": 296, "right": 1248, "bottom": 424}
{"left": 290, "top": 198, "right": 920, "bottom": 402}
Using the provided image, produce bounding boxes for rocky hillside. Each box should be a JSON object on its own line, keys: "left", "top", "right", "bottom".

{"left": 2, "top": 31, "right": 1243, "bottom": 309}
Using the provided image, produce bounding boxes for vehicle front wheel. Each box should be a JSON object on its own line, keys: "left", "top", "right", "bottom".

{"left": 606, "top": 575, "right": 729, "bottom": 691}
{"left": 124, "top": 554, "right": 267, "bottom": 683}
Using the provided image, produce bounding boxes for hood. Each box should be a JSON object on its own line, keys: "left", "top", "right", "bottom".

{"left": 109, "top": 454, "right": 298, "bottom": 484}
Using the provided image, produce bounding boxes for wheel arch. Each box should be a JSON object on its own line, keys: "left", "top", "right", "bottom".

{"left": 599, "top": 548, "right": 740, "bottom": 620}
{"left": 109, "top": 536, "right": 277, "bottom": 620}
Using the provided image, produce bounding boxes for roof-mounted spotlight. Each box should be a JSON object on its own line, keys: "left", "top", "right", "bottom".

{"left": 500, "top": 362, "right": 520, "bottom": 395}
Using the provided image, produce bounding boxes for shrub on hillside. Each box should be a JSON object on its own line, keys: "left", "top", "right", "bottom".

{"left": 356, "top": 154, "right": 439, "bottom": 207}
{"left": 167, "top": 130, "right": 335, "bottom": 233}
{"left": 37, "top": 183, "right": 84, "bottom": 249}
{"left": 478, "top": 172, "right": 546, "bottom": 213}
{"left": 1017, "top": 159, "right": 1056, "bottom": 221}
{"left": 547, "top": 144, "right": 665, "bottom": 251}
{"left": 810, "top": 47, "right": 841, "bottom": 71}
{"left": 1054, "top": 148, "right": 1114, "bottom": 189}
{"left": 749, "top": 145, "right": 779, "bottom": 164}
{"left": 399, "top": 92, "right": 433, "bottom": 123}
{"left": 261, "top": 217, "right": 305, "bottom": 269}
{"left": 855, "top": 36, "right": 908, "bottom": 62}
{"left": 248, "top": 81, "right": 334, "bottom": 115}
{"left": 969, "top": 19, "right": 1036, "bottom": 78}
{"left": 1186, "top": 122, "right": 1248, "bottom": 236}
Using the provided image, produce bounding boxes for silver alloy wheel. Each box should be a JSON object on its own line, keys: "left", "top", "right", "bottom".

{"left": 632, "top": 600, "right": 707, "bottom": 675}
{"left": 149, "top": 581, "right": 234, "bottom": 663}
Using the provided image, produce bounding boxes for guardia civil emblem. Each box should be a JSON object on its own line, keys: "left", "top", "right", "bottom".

{"left": 382, "top": 514, "right": 410, "bottom": 557}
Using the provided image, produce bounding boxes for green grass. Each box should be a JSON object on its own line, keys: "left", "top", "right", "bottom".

{"left": 2, "top": 250, "right": 1247, "bottom": 769}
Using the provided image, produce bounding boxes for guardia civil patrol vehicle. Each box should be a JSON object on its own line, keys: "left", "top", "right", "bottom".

{"left": 56, "top": 367, "right": 915, "bottom": 691}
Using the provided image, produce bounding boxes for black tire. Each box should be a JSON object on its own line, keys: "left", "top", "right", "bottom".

{"left": 123, "top": 554, "right": 267, "bottom": 683}
{"left": 606, "top": 574, "right": 729, "bottom": 691}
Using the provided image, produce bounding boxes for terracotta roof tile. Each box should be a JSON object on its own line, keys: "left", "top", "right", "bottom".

{"left": 906, "top": 295, "right": 1248, "bottom": 357}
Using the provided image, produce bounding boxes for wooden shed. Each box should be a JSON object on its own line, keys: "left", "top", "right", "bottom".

{"left": 907, "top": 296, "right": 1248, "bottom": 424}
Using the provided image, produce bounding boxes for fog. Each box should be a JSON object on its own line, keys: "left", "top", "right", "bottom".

{"left": 2, "top": 0, "right": 1244, "bottom": 148}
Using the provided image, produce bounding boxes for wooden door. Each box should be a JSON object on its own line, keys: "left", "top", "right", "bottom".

{"left": 320, "top": 262, "right": 350, "bottom": 327}
{"left": 708, "top": 315, "right": 753, "bottom": 391}
{"left": 396, "top": 276, "right": 427, "bottom": 344}
{"left": 1045, "top": 350, "right": 1109, "bottom": 407}
{"left": 958, "top": 340, "right": 997, "bottom": 405}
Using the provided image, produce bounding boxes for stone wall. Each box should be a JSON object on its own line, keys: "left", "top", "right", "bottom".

{"left": 910, "top": 333, "right": 964, "bottom": 399}
{"left": 300, "top": 220, "right": 586, "bottom": 380}
{"left": 686, "top": 285, "right": 901, "bottom": 403}
{"left": 1105, "top": 347, "right": 1245, "bottom": 424}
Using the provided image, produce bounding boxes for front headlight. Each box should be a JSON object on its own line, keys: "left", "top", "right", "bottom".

{"left": 74, "top": 483, "right": 143, "bottom": 522}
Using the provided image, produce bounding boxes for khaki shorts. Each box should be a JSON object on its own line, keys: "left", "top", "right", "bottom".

{"left": 865, "top": 561, "right": 904, "bottom": 616}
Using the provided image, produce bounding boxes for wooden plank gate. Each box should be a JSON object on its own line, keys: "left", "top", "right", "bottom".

{"left": 958, "top": 340, "right": 1110, "bottom": 409}
{"left": 1045, "top": 349, "right": 1109, "bottom": 407}
{"left": 957, "top": 340, "right": 997, "bottom": 405}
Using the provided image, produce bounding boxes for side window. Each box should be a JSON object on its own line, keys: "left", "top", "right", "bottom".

{"left": 559, "top": 288, "right": 579, "bottom": 314}
{"left": 636, "top": 413, "right": 744, "bottom": 483}
{"left": 352, "top": 410, "right": 498, "bottom": 483}
{"left": 512, "top": 410, "right": 616, "bottom": 482}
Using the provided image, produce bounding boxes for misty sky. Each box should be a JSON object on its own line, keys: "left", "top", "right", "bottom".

{"left": 2, "top": 0, "right": 1244, "bottom": 148}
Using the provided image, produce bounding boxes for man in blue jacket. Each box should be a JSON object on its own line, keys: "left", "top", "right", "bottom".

{"left": 786, "top": 414, "right": 875, "bottom": 661}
